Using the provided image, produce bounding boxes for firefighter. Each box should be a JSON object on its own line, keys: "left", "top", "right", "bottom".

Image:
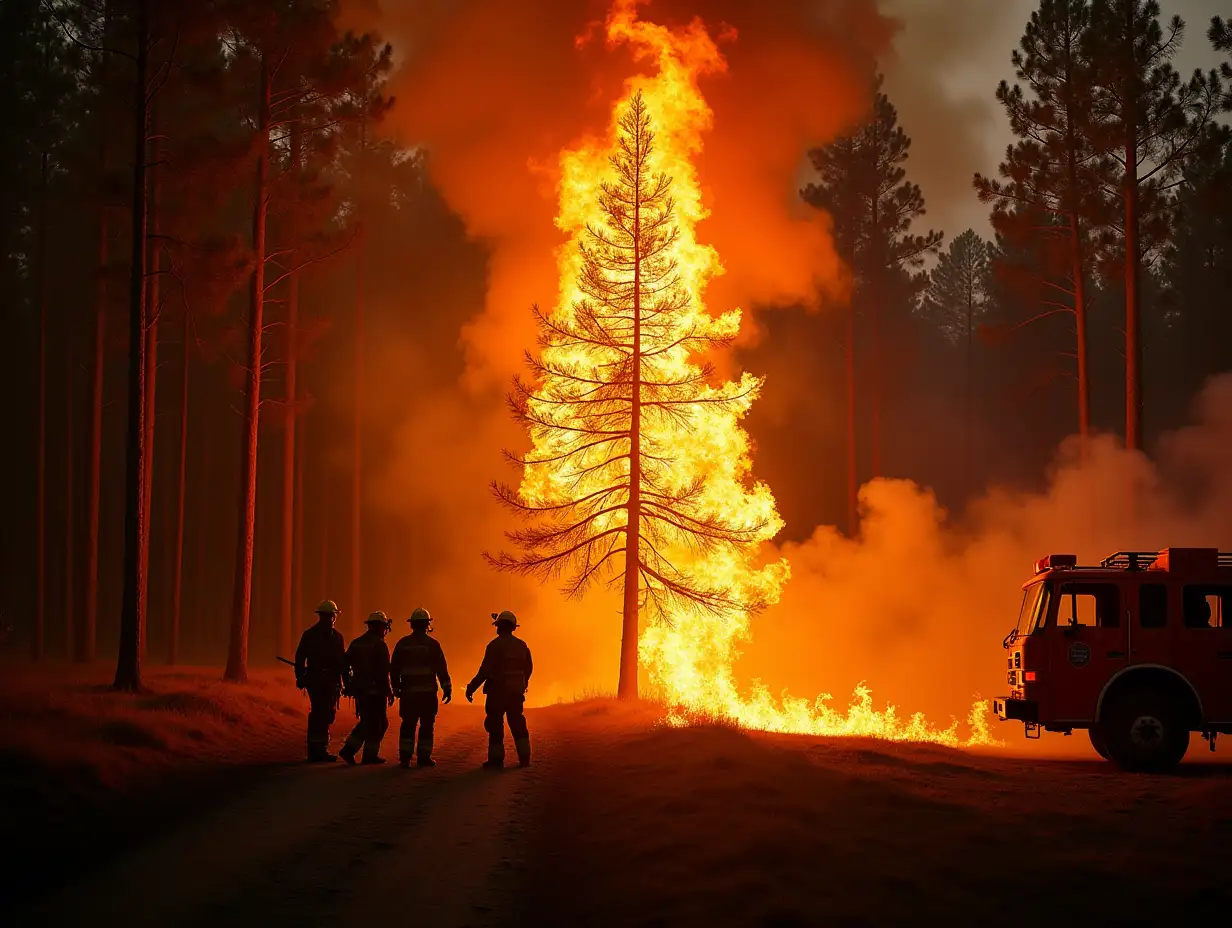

{"left": 390, "top": 607, "right": 452, "bottom": 768}
{"left": 465, "top": 610, "right": 533, "bottom": 769}
{"left": 294, "top": 599, "right": 348, "bottom": 762}
{"left": 339, "top": 611, "right": 394, "bottom": 765}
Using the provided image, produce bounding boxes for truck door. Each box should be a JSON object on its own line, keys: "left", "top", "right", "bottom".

{"left": 1131, "top": 580, "right": 1173, "bottom": 667}
{"left": 1177, "top": 584, "right": 1232, "bottom": 724}
{"left": 1048, "top": 581, "right": 1127, "bottom": 724}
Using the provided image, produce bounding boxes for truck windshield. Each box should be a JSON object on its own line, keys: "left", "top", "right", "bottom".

{"left": 1016, "top": 581, "right": 1051, "bottom": 638}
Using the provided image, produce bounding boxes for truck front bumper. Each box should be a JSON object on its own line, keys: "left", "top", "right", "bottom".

{"left": 992, "top": 696, "right": 1038, "bottom": 723}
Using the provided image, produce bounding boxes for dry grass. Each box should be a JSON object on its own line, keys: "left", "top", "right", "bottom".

{"left": 522, "top": 699, "right": 1232, "bottom": 926}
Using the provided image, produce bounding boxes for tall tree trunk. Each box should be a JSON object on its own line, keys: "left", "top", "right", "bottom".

{"left": 1122, "top": 1, "right": 1142, "bottom": 453}
{"left": 293, "top": 374, "right": 305, "bottom": 638}
{"left": 319, "top": 440, "right": 330, "bottom": 608}
{"left": 279, "top": 124, "right": 301, "bottom": 657}
{"left": 1070, "top": 213, "right": 1091, "bottom": 459}
{"left": 225, "top": 53, "right": 271, "bottom": 683}
{"left": 1063, "top": 17, "right": 1091, "bottom": 463}
{"left": 140, "top": 116, "right": 160, "bottom": 660}
{"left": 351, "top": 233, "right": 365, "bottom": 631}
{"left": 279, "top": 268, "right": 298, "bottom": 655}
{"left": 114, "top": 0, "right": 150, "bottom": 693}
{"left": 845, "top": 298, "right": 858, "bottom": 537}
{"left": 965, "top": 284, "right": 973, "bottom": 495}
{"left": 34, "top": 146, "right": 49, "bottom": 662}
{"left": 85, "top": 180, "right": 107, "bottom": 664}
{"left": 170, "top": 326, "right": 189, "bottom": 664}
{"left": 65, "top": 341, "right": 75, "bottom": 659}
{"left": 618, "top": 137, "right": 644, "bottom": 702}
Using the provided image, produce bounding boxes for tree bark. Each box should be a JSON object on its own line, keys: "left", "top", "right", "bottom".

{"left": 1122, "top": 0, "right": 1142, "bottom": 453}
{"left": 85, "top": 178, "right": 107, "bottom": 664}
{"left": 65, "top": 340, "right": 75, "bottom": 659}
{"left": 225, "top": 53, "right": 272, "bottom": 683}
{"left": 114, "top": 0, "right": 149, "bottom": 693}
{"left": 845, "top": 297, "right": 858, "bottom": 537}
{"left": 170, "top": 324, "right": 189, "bottom": 664}
{"left": 34, "top": 146, "right": 49, "bottom": 662}
{"left": 618, "top": 126, "right": 644, "bottom": 701}
{"left": 1063, "top": 13, "right": 1091, "bottom": 462}
{"left": 351, "top": 129, "right": 366, "bottom": 638}
{"left": 293, "top": 376, "right": 305, "bottom": 639}
{"left": 140, "top": 110, "right": 160, "bottom": 660}
{"left": 279, "top": 124, "right": 301, "bottom": 657}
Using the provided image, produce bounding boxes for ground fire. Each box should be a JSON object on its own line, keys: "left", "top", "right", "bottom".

{"left": 489, "top": 1, "right": 996, "bottom": 747}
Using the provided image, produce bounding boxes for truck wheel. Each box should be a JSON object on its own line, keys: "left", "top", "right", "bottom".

{"left": 1104, "top": 689, "right": 1189, "bottom": 773}
{"left": 1087, "top": 726, "right": 1110, "bottom": 760}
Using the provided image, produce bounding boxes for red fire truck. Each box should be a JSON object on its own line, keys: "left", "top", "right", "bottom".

{"left": 993, "top": 547, "right": 1232, "bottom": 771}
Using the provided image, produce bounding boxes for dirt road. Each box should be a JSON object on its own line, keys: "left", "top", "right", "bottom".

{"left": 17, "top": 705, "right": 541, "bottom": 928}
{"left": 13, "top": 696, "right": 1232, "bottom": 927}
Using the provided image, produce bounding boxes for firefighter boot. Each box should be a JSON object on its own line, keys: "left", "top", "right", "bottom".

{"left": 515, "top": 736, "right": 531, "bottom": 769}
{"left": 417, "top": 731, "right": 435, "bottom": 767}
{"left": 482, "top": 737, "right": 505, "bottom": 770}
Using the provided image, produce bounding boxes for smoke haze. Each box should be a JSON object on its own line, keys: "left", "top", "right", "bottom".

{"left": 335, "top": 1, "right": 1232, "bottom": 733}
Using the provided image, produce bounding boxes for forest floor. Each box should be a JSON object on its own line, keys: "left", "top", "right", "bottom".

{"left": 6, "top": 665, "right": 1232, "bottom": 926}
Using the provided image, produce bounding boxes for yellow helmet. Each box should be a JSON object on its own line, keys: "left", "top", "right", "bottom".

{"left": 409, "top": 607, "right": 432, "bottom": 626}
{"left": 491, "top": 610, "right": 518, "bottom": 628}
{"left": 314, "top": 599, "right": 341, "bottom": 615}
{"left": 365, "top": 610, "right": 391, "bottom": 629}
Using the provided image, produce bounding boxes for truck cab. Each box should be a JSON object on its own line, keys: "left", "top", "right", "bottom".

{"left": 993, "top": 547, "right": 1232, "bottom": 771}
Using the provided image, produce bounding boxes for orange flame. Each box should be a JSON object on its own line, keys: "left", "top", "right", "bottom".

{"left": 526, "top": 0, "right": 997, "bottom": 748}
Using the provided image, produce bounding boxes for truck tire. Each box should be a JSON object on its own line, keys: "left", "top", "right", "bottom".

{"left": 1087, "top": 726, "right": 1110, "bottom": 760}
{"left": 1103, "top": 688, "right": 1189, "bottom": 773}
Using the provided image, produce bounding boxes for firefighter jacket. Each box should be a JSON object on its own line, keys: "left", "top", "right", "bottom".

{"left": 469, "top": 633, "right": 533, "bottom": 697}
{"left": 294, "top": 622, "right": 347, "bottom": 688}
{"left": 346, "top": 631, "right": 392, "bottom": 698}
{"left": 390, "top": 632, "right": 452, "bottom": 698}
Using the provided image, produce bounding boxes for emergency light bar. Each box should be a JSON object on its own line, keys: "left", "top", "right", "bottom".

{"left": 1034, "top": 553, "right": 1077, "bottom": 574}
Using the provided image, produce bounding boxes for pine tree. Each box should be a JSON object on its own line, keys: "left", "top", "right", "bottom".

{"left": 802, "top": 74, "right": 941, "bottom": 533}
{"left": 1159, "top": 124, "right": 1232, "bottom": 398}
{"left": 488, "top": 93, "right": 768, "bottom": 699}
{"left": 223, "top": 4, "right": 391, "bottom": 681}
{"left": 920, "top": 230, "right": 990, "bottom": 490}
{"left": 1085, "top": 0, "right": 1225, "bottom": 450}
{"left": 975, "top": 0, "right": 1101, "bottom": 455}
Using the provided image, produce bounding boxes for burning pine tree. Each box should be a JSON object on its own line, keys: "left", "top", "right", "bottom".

{"left": 488, "top": 92, "right": 771, "bottom": 700}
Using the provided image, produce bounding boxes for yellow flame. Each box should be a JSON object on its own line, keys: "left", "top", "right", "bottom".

{"left": 529, "top": 1, "right": 997, "bottom": 748}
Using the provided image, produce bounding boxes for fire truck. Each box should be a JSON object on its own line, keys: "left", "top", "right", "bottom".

{"left": 993, "top": 547, "right": 1232, "bottom": 771}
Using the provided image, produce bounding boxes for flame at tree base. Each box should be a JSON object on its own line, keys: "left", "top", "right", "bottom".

{"left": 543, "top": 2, "right": 999, "bottom": 749}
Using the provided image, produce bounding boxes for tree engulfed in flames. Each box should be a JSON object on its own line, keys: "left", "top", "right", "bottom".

{"left": 505, "top": 2, "right": 997, "bottom": 747}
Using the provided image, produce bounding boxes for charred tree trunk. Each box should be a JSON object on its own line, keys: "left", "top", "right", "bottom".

{"left": 169, "top": 326, "right": 189, "bottom": 665}
{"left": 1063, "top": 22, "right": 1091, "bottom": 462}
{"left": 114, "top": 0, "right": 150, "bottom": 693}
{"left": 225, "top": 53, "right": 272, "bottom": 683}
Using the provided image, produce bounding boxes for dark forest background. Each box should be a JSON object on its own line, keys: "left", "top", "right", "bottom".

{"left": 1, "top": 0, "right": 1229, "bottom": 685}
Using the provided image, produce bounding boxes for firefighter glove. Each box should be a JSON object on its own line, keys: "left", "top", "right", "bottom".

{"left": 465, "top": 684, "right": 476, "bottom": 703}
{"left": 442, "top": 689, "right": 452, "bottom": 705}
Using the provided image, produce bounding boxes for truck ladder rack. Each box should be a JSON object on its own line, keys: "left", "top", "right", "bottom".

{"left": 1100, "top": 551, "right": 1160, "bottom": 569}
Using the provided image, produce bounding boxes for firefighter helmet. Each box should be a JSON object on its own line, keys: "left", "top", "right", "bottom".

{"left": 409, "top": 607, "right": 432, "bottom": 627}
{"left": 365, "top": 610, "right": 392, "bottom": 629}
{"left": 314, "top": 599, "right": 341, "bottom": 615}
{"left": 492, "top": 610, "right": 518, "bottom": 629}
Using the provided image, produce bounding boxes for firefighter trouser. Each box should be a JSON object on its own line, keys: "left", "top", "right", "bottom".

{"left": 398, "top": 692, "right": 439, "bottom": 762}
{"left": 484, "top": 694, "right": 530, "bottom": 765}
{"left": 342, "top": 695, "right": 389, "bottom": 760}
{"left": 306, "top": 685, "right": 340, "bottom": 757}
